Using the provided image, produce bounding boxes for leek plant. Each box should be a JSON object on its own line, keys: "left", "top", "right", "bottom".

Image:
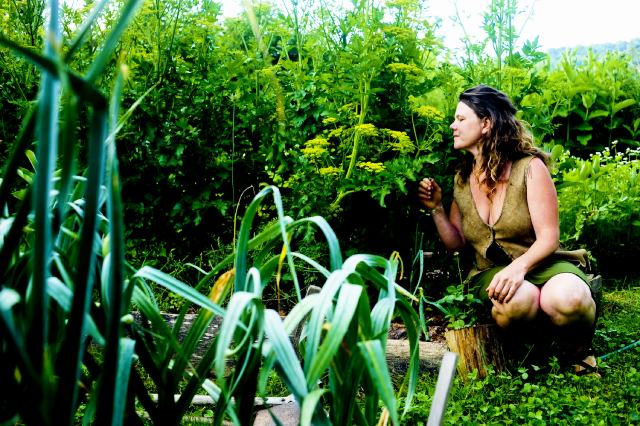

{"left": 131, "top": 185, "right": 426, "bottom": 425}
{"left": 0, "top": 0, "right": 143, "bottom": 424}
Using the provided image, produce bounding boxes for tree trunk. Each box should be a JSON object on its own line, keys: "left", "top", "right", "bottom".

{"left": 444, "top": 324, "right": 506, "bottom": 379}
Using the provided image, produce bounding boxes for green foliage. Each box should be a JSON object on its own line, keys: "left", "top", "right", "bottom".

{"left": 4, "top": 0, "right": 639, "bottom": 276}
{"left": 421, "top": 252, "right": 485, "bottom": 329}
{"left": 521, "top": 50, "right": 640, "bottom": 153}
{"left": 555, "top": 145, "right": 640, "bottom": 275}
{"left": 425, "top": 284, "right": 484, "bottom": 330}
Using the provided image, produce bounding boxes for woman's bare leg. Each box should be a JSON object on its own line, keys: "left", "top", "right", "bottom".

{"left": 539, "top": 273, "right": 597, "bottom": 361}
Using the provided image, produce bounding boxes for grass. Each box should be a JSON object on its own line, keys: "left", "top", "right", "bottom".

{"left": 403, "top": 278, "right": 640, "bottom": 425}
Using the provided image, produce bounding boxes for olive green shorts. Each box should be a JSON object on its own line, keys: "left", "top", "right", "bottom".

{"left": 468, "top": 260, "right": 591, "bottom": 303}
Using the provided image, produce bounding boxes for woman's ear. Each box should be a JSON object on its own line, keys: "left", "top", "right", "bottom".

{"left": 481, "top": 118, "right": 491, "bottom": 135}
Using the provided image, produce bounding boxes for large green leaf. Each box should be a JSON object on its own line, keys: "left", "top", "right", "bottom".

{"left": 134, "top": 266, "right": 225, "bottom": 317}
{"left": 263, "top": 309, "right": 308, "bottom": 397}
{"left": 306, "top": 283, "right": 362, "bottom": 387}
{"left": 357, "top": 340, "right": 398, "bottom": 426}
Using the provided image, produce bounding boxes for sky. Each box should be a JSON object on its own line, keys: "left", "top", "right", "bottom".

{"left": 220, "top": 0, "right": 640, "bottom": 51}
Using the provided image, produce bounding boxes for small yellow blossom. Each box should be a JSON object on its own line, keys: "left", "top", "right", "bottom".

{"left": 338, "top": 103, "right": 357, "bottom": 113}
{"left": 357, "top": 161, "right": 385, "bottom": 173}
{"left": 383, "top": 129, "right": 415, "bottom": 154}
{"left": 319, "top": 166, "right": 342, "bottom": 176}
{"left": 386, "top": 0, "right": 418, "bottom": 9}
{"left": 414, "top": 105, "right": 445, "bottom": 121}
{"left": 301, "top": 146, "right": 327, "bottom": 160}
{"left": 383, "top": 26, "right": 415, "bottom": 43}
{"left": 328, "top": 126, "right": 346, "bottom": 139}
{"left": 322, "top": 117, "right": 338, "bottom": 125}
{"left": 354, "top": 123, "right": 379, "bottom": 138}
{"left": 305, "top": 136, "right": 330, "bottom": 148}
{"left": 387, "top": 62, "right": 423, "bottom": 76}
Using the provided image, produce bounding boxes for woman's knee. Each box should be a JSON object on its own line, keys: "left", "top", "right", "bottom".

{"left": 540, "top": 274, "right": 595, "bottom": 326}
{"left": 491, "top": 282, "right": 540, "bottom": 327}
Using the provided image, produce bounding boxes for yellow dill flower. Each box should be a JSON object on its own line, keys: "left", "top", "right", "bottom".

{"left": 354, "top": 123, "right": 379, "bottom": 138}
{"left": 322, "top": 117, "right": 338, "bottom": 125}
{"left": 301, "top": 146, "right": 327, "bottom": 160}
{"left": 386, "top": 0, "right": 417, "bottom": 9}
{"left": 383, "top": 129, "right": 415, "bottom": 154}
{"left": 357, "top": 161, "right": 385, "bottom": 173}
{"left": 414, "top": 105, "right": 445, "bottom": 121}
{"left": 305, "top": 136, "right": 330, "bottom": 148}
{"left": 338, "top": 103, "right": 357, "bottom": 113}
{"left": 319, "top": 166, "right": 342, "bottom": 176}
{"left": 328, "top": 126, "right": 345, "bottom": 139}
{"left": 387, "top": 62, "right": 423, "bottom": 76}
{"left": 383, "top": 26, "right": 415, "bottom": 42}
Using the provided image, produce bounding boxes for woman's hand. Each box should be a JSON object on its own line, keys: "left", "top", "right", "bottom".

{"left": 418, "top": 178, "right": 443, "bottom": 210}
{"left": 486, "top": 260, "right": 527, "bottom": 303}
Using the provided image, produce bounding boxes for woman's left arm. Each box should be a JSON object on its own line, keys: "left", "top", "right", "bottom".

{"left": 487, "top": 157, "right": 560, "bottom": 302}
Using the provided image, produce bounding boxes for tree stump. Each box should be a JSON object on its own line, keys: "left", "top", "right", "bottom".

{"left": 444, "top": 324, "right": 506, "bottom": 379}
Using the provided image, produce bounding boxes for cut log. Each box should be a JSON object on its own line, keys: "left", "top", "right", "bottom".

{"left": 133, "top": 312, "right": 447, "bottom": 374}
{"left": 444, "top": 324, "right": 506, "bottom": 379}
{"left": 386, "top": 339, "right": 446, "bottom": 375}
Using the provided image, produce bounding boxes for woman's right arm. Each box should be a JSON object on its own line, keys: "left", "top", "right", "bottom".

{"left": 418, "top": 178, "right": 466, "bottom": 252}
{"left": 432, "top": 200, "right": 466, "bottom": 252}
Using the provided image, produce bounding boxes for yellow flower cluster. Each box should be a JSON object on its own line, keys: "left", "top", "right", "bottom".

{"left": 322, "top": 117, "right": 338, "bottom": 125}
{"left": 383, "top": 26, "right": 415, "bottom": 43}
{"left": 384, "top": 129, "right": 415, "bottom": 154}
{"left": 328, "top": 126, "right": 346, "bottom": 139}
{"left": 387, "top": 62, "right": 423, "bottom": 76}
{"left": 414, "top": 105, "right": 445, "bottom": 121}
{"left": 357, "top": 162, "right": 385, "bottom": 173}
{"left": 301, "top": 146, "right": 326, "bottom": 160}
{"left": 338, "top": 103, "right": 359, "bottom": 120}
{"left": 305, "top": 136, "right": 330, "bottom": 147}
{"left": 386, "top": 0, "right": 417, "bottom": 8}
{"left": 354, "top": 123, "right": 379, "bottom": 137}
{"left": 319, "top": 166, "right": 342, "bottom": 176}
{"left": 302, "top": 137, "right": 330, "bottom": 160}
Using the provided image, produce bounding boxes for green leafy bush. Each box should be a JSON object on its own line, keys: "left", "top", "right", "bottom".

{"left": 555, "top": 145, "right": 640, "bottom": 275}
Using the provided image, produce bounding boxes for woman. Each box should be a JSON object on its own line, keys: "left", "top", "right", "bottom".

{"left": 418, "top": 85, "right": 597, "bottom": 371}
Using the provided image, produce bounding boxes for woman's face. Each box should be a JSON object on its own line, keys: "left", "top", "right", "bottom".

{"left": 450, "top": 101, "right": 490, "bottom": 156}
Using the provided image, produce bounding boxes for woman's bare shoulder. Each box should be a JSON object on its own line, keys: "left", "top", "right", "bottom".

{"left": 525, "top": 156, "right": 550, "bottom": 178}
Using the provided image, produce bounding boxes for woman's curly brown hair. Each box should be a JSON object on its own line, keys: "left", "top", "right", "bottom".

{"left": 456, "top": 85, "right": 548, "bottom": 197}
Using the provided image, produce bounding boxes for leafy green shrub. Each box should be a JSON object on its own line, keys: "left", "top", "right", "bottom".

{"left": 521, "top": 50, "right": 640, "bottom": 154}
{"left": 422, "top": 254, "right": 484, "bottom": 329}
{"left": 555, "top": 145, "right": 640, "bottom": 275}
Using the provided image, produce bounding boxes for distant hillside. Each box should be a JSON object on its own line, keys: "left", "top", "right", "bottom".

{"left": 547, "top": 38, "right": 640, "bottom": 65}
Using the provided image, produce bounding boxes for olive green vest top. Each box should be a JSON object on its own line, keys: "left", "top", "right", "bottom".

{"left": 453, "top": 156, "right": 536, "bottom": 275}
